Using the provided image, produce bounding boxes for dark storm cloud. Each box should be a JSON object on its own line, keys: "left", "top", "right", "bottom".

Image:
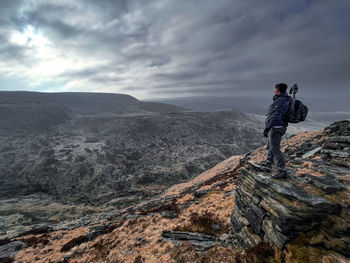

{"left": 90, "top": 76, "right": 124, "bottom": 84}
{"left": 29, "top": 16, "right": 82, "bottom": 40}
{"left": 59, "top": 68, "right": 103, "bottom": 79}
{"left": 0, "top": 0, "right": 349, "bottom": 98}
{"left": 0, "top": 44, "right": 27, "bottom": 61}
{"left": 153, "top": 71, "right": 209, "bottom": 81}
{"left": 0, "top": 0, "right": 23, "bottom": 16}
{"left": 22, "top": 3, "right": 88, "bottom": 41}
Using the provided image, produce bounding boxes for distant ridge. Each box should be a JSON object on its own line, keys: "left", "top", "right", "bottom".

{"left": 0, "top": 91, "right": 188, "bottom": 115}
{"left": 0, "top": 91, "right": 188, "bottom": 132}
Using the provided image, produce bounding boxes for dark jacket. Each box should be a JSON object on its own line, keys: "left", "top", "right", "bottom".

{"left": 265, "top": 92, "right": 291, "bottom": 129}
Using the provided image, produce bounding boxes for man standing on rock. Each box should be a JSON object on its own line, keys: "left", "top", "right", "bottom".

{"left": 258, "top": 83, "right": 290, "bottom": 179}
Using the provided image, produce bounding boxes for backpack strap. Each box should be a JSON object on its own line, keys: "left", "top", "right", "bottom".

{"left": 284, "top": 97, "right": 294, "bottom": 123}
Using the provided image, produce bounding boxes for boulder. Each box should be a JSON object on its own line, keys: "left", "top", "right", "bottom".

{"left": 161, "top": 230, "right": 217, "bottom": 251}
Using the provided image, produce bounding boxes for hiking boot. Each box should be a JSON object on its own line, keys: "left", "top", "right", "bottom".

{"left": 256, "top": 161, "right": 272, "bottom": 169}
{"left": 272, "top": 169, "right": 288, "bottom": 179}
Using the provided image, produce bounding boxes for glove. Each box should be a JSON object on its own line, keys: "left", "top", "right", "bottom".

{"left": 263, "top": 128, "right": 269, "bottom": 137}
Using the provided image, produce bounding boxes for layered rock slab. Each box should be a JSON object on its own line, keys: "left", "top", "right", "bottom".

{"left": 230, "top": 120, "right": 350, "bottom": 257}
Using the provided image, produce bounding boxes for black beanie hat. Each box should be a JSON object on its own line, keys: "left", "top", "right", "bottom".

{"left": 275, "top": 83, "right": 288, "bottom": 92}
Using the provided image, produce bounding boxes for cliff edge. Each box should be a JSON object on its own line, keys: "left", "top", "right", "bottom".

{"left": 231, "top": 120, "right": 350, "bottom": 260}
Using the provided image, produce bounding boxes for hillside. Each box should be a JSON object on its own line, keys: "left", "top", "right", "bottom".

{"left": 0, "top": 91, "right": 187, "bottom": 133}
{"left": 0, "top": 92, "right": 266, "bottom": 241}
{"left": 0, "top": 110, "right": 264, "bottom": 204}
{"left": 2, "top": 120, "right": 349, "bottom": 262}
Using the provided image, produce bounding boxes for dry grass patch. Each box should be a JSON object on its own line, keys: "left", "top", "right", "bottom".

{"left": 174, "top": 210, "right": 230, "bottom": 237}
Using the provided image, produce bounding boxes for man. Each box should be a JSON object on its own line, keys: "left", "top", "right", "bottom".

{"left": 258, "top": 83, "right": 290, "bottom": 179}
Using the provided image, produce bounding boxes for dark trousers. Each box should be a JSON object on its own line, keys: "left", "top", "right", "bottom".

{"left": 267, "top": 127, "right": 287, "bottom": 170}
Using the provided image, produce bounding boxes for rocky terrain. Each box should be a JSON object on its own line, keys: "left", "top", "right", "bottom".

{"left": 0, "top": 91, "right": 266, "bottom": 239}
{"left": 1, "top": 119, "right": 349, "bottom": 262}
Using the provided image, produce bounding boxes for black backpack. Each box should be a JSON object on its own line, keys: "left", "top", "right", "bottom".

{"left": 285, "top": 84, "right": 308, "bottom": 123}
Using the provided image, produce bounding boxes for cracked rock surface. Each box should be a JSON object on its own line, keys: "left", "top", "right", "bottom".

{"left": 230, "top": 120, "right": 350, "bottom": 258}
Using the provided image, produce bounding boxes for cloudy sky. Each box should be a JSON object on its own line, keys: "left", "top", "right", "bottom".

{"left": 0, "top": 0, "right": 349, "bottom": 99}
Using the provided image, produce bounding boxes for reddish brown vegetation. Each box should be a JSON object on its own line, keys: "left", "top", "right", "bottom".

{"left": 239, "top": 243, "right": 275, "bottom": 263}
{"left": 60, "top": 235, "right": 88, "bottom": 252}
{"left": 20, "top": 235, "right": 50, "bottom": 247}
{"left": 170, "top": 242, "right": 276, "bottom": 263}
{"left": 133, "top": 255, "right": 145, "bottom": 263}
{"left": 139, "top": 199, "right": 180, "bottom": 215}
{"left": 174, "top": 210, "right": 230, "bottom": 236}
{"left": 0, "top": 257, "right": 14, "bottom": 263}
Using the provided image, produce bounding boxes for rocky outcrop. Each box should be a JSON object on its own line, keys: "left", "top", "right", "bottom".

{"left": 161, "top": 230, "right": 217, "bottom": 251}
{"left": 231, "top": 163, "right": 341, "bottom": 248}
{"left": 230, "top": 120, "right": 350, "bottom": 258}
{"left": 0, "top": 241, "right": 26, "bottom": 262}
